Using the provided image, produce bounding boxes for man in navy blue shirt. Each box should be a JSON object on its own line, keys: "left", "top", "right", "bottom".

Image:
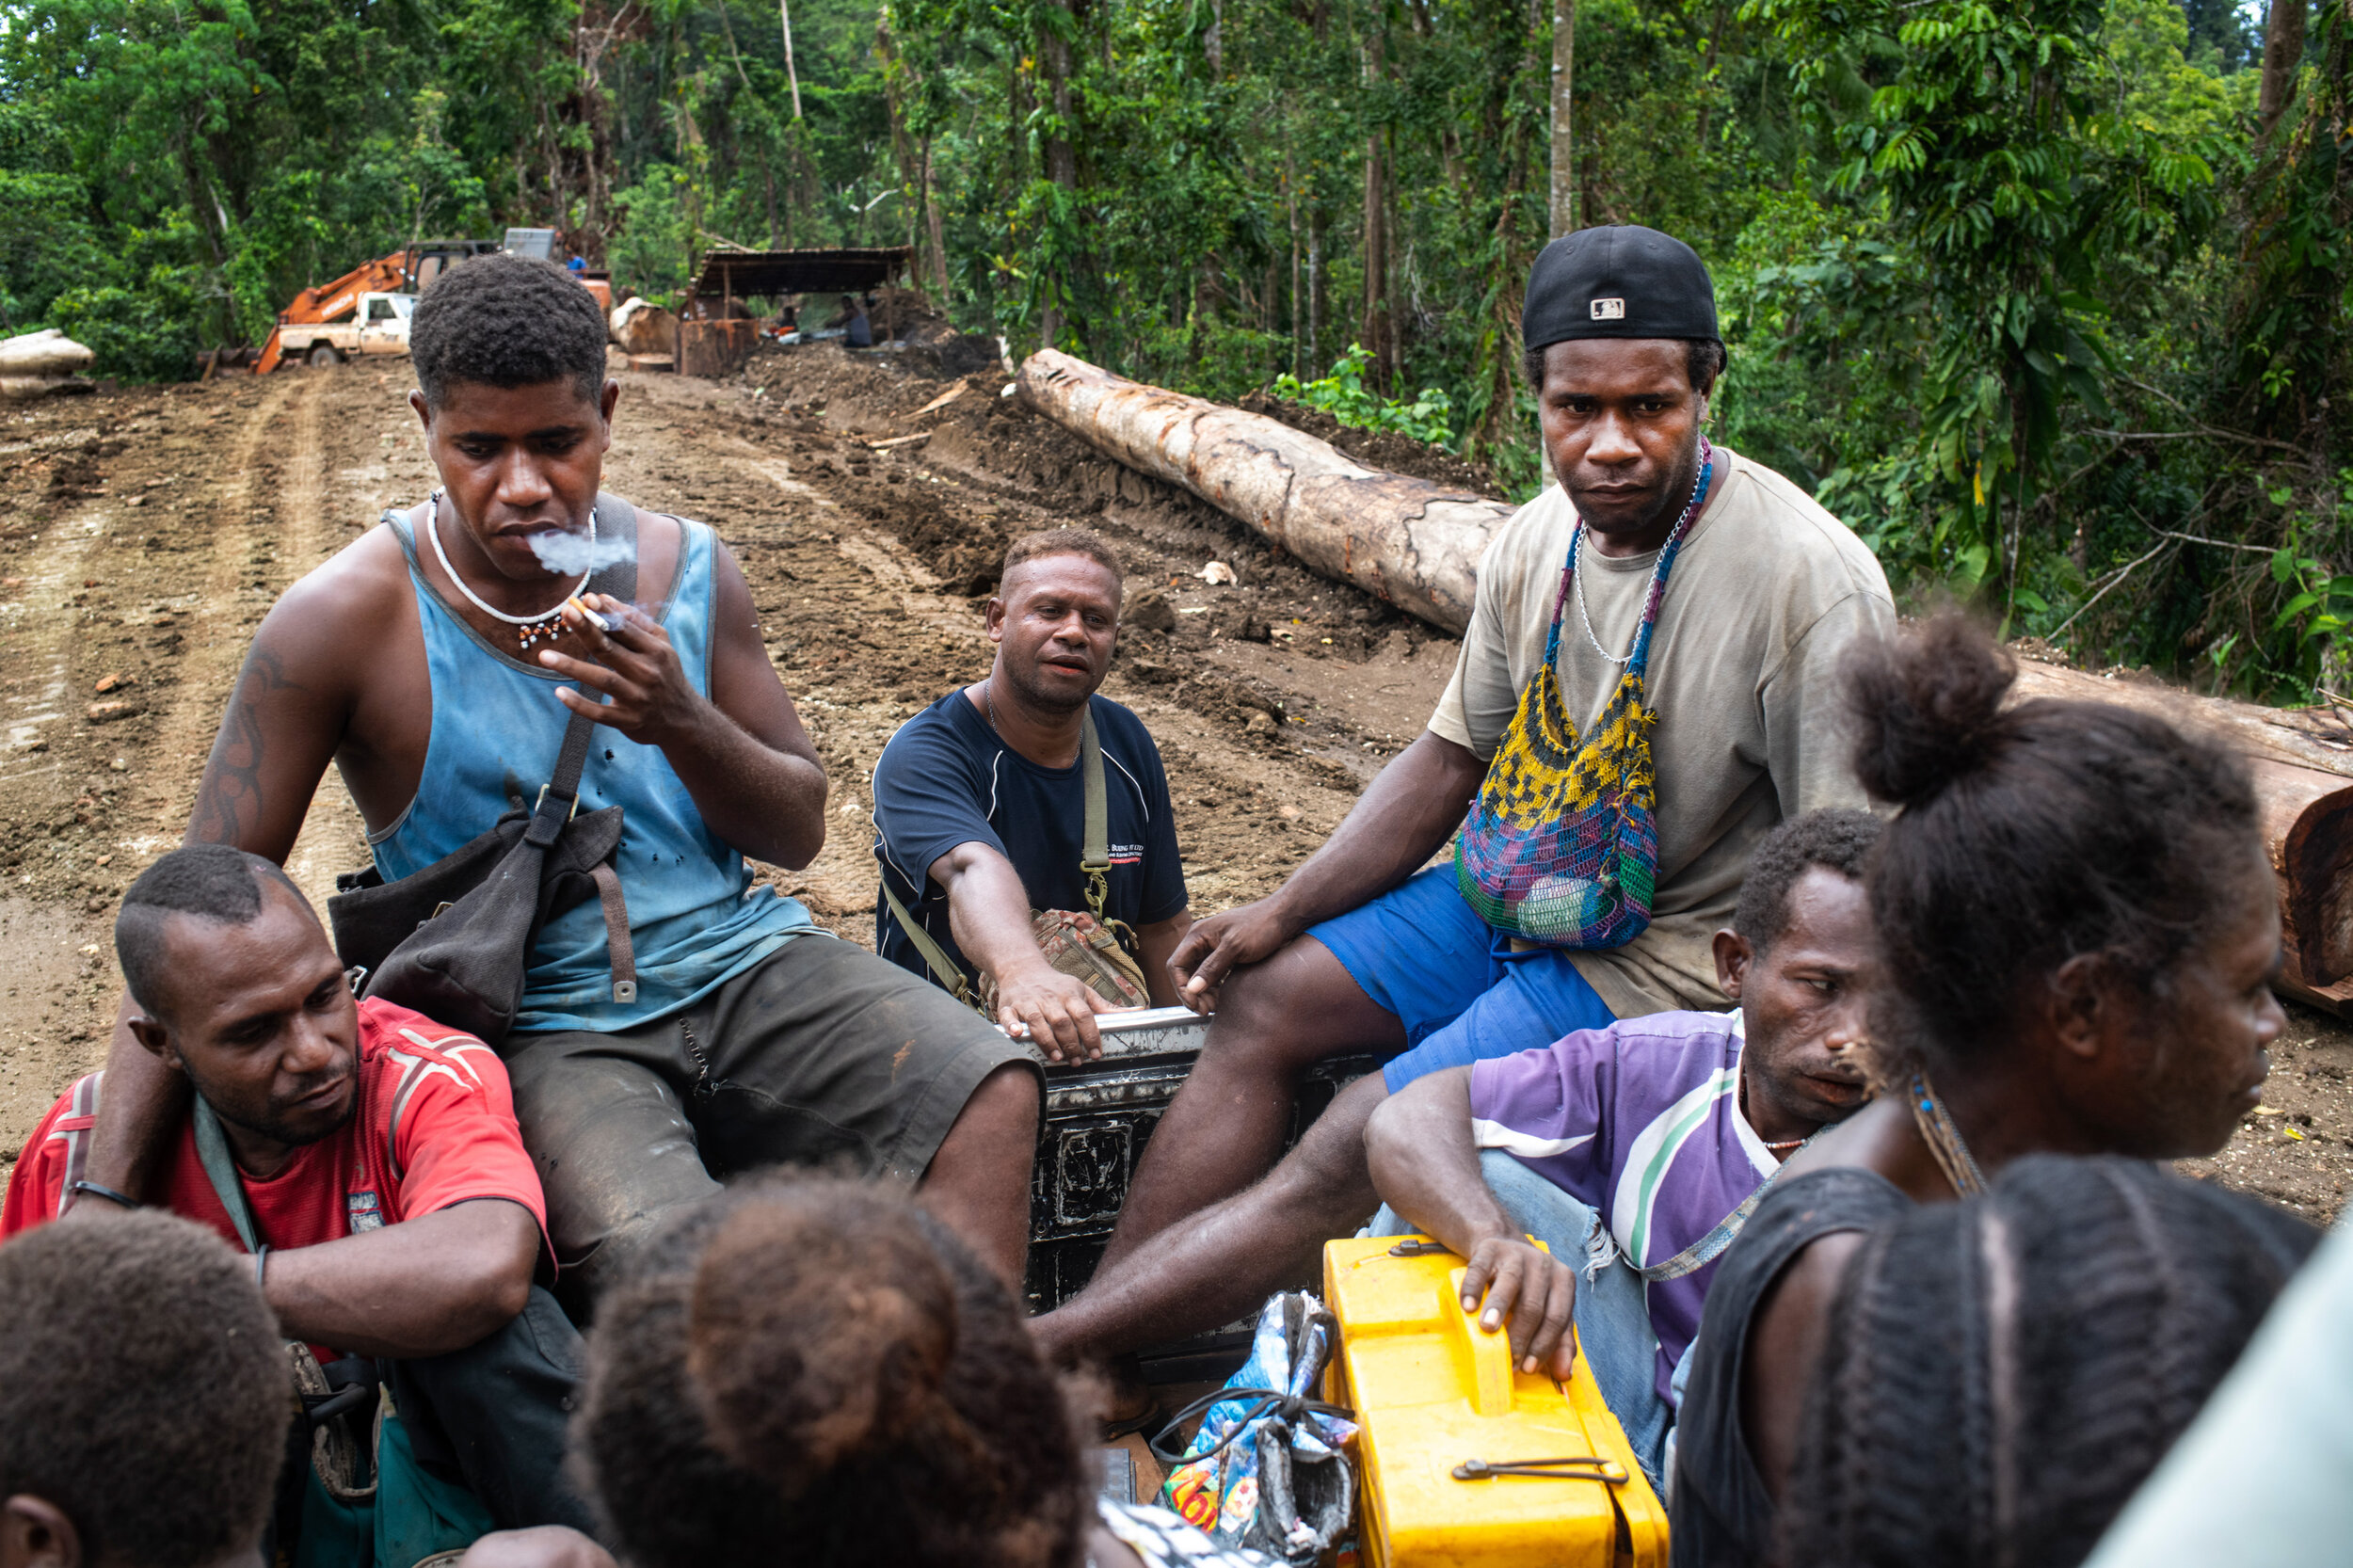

{"left": 872, "top": 529, "right": 1191, "bottom": 1061}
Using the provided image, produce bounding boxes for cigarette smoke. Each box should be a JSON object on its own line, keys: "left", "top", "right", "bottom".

{"left": 528, "top": 527, "right": 639, "bottom": 577}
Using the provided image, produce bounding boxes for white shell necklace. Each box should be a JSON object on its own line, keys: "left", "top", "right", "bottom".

{"left": 427, "top": 488, "right": 596, "bottom": 652}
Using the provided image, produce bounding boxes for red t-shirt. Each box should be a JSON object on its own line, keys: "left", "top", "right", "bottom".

{"left": 1, "top": 999, "right": 548, "bottom": 1262}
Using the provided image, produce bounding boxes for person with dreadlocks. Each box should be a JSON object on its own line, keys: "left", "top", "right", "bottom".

{"left": 1669, "top": 614, "right": 2291, "bottom": 1567}
{"left": 565, "top": 1177, "right": 1278, "bottom": 1568}
{"left": 2084, "top": 1210, "right": 2353, "bottom": 1566}
{"left": 1775, "top": 1155, "right": 2314, "bottom": 1568}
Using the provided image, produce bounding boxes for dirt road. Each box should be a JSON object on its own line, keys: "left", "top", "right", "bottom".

{"left": 1, "top": 343, "right": 2345, "bottom": 1225}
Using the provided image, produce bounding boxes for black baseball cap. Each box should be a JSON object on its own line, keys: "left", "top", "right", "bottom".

{"left": 1523, "top": 225, "right": 1719, "bottom": 353}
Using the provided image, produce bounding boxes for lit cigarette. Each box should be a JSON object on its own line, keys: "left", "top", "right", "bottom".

{"left": 566, "top": 596, "right": 611, "bottom": 632}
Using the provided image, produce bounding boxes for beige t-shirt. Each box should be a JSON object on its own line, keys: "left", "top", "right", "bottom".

{"left": 1429, "top": 444, "right": 1894, "bottom": 1017}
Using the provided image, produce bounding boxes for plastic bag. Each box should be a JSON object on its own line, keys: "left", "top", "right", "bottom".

{"left": 1157, "top": 1292, "right": 1358, "bottom": 1565}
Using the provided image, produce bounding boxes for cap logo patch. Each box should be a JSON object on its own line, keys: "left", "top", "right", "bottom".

{"left": 1592, "top": 297, "right": 1626, "bottom": 320}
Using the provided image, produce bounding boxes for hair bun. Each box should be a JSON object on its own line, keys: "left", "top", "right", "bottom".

{"left": 685, "top": 1194, "right": 959, "bottom": 1494}
{"left": 1845, "top": 614, "right": 2019, "bottom": 808}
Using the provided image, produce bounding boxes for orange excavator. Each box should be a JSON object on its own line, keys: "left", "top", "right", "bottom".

{"left": 255, "top": 240, "right": 500, "bottom": 374}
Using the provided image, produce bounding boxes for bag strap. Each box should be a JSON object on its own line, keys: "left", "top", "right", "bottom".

{"left": 530, "top": 495, "right": 640, "bottom": 846}
{"left": 878, "top": 869, "right": 978, "bottom": 1007}
{"left": 1080, "top": 708, "right": 1110, "bottom": 920}
{"left": 192, "top": 1097, "right": 263, "bottom": 1256}
{"left": 1633, "top": 1119, "right": 1822, "bottom": 1284}
{"left": 588, "top": 862, "right": 639, "bottom": 1004}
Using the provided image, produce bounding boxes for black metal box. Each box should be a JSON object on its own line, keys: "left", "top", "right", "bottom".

{"left": 1021, "top": 1006, "right": 1377, "bottom": 1315}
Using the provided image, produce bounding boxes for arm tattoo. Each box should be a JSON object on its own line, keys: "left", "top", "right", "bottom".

{"left": 187, "top": 648, "right": 305, "bottom": 847}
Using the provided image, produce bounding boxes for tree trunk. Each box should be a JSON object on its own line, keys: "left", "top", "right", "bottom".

{"left": 1361, "top": 104, "right": 1392, "bottom": 391}
{"left": 1307, "top": 214, "right": 1324, "bottom": 376}
{"left": 1019, "top": 348, "right": 1513, "bottom": 632}
{"left": 923, "top": 137, "right": 951, "bottom": 296}
{"left": 779, "top": 0, "right": 806, "bottom": 118}
{"left": 1041, "top": 0, "right": 1079, "bottom": 344}
{"left": 1549, "top": 0, "right": 1577, "bottom": 237}
{"left": 1288, "top": 150, "right": 1303, "bottom": 377}
{"left": 1691, "top": 2, "right": 1727, "bottom": 152}
{"left": 2260, "top": 0, "right": 2307, "bottom": 143}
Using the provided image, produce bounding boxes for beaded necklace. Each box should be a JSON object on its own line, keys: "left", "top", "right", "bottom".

{"left": 427, "top": 488, "right": 597, "bottom": 652}
{"left": 1911, "top": 1071, "right": 1990, "bottom": 1197}
{"left": 1736, "top": 1064, "right": 1810, "bottom": 1155}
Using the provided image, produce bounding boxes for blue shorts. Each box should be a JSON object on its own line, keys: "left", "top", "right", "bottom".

{"left": 1308, "top": 866, "right": 1617, "bottom": 1094}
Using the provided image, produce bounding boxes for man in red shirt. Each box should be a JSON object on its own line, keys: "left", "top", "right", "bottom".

{"left": 2, "top": 843, "right": 597, "bottom": 1544}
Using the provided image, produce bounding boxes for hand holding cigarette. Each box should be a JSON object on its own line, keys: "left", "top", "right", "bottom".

{"left": 539, "top": 592, "right": 701, "bottom": 744}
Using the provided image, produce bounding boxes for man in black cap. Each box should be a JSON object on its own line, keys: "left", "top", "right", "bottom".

{"left": 1031, "top": 225, "right": 1893, "bottom": 1418}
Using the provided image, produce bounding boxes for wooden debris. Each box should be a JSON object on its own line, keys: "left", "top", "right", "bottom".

{"left": 866, "top": 432, "right": 931, "bottom": 450}
{"left": 911, "top": 383, "right": 968, "bottom": 418}
{"left": 1017, "top": 349, "right": 1513, "bottom": 634}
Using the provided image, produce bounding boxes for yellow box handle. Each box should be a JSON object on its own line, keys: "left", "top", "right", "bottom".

{"left": 1445, "top": 1266, "right": 1517, "bottom": 1417}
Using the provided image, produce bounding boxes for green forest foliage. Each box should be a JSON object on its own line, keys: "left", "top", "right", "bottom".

{"left": 3, "top": 0, "right": 2349, "bottom": 699}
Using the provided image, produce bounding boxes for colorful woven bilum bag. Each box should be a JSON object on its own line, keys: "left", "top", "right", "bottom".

{"left": 1454, "top": 440, "right": 1713, "bottom": 947}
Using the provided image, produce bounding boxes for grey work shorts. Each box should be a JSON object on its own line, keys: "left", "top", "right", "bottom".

{"left": 502, "top": 932, "right": 1039, "bottom": 1306}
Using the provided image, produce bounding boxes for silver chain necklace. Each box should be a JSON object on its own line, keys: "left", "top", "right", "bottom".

{"left": 1570, "top": 454, "right": 1712, "bottom": 665}
{"left": 427, "top": 488, "right": 597, "bottom": 651}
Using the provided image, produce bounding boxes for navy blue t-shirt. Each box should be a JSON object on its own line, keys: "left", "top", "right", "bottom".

{"left": 872, "top": 689, "right": 1188, "bottom": 988}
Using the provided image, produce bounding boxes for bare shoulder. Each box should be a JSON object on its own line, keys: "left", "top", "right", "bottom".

{"left": 262, "top": 521, "right": 413, "bottom": 648}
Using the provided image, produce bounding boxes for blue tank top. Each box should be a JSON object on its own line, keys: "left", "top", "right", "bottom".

{"left": 373, "top": 509, "right": 816, "bottom": 1033}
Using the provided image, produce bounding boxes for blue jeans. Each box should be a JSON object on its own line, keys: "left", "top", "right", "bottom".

{"left": 1307, "top": 868, "right": 1617, "bottom": 1094}
{"left": 1369, "top": 1150, "right": 1673, "bottom": 1494}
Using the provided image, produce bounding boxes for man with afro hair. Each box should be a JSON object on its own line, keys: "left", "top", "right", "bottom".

{"left": 71, "top": 250, "right": 1042, "bottom": 1304}
{"left": 0, "top": 1208, "right": 288, "bottom": 1568}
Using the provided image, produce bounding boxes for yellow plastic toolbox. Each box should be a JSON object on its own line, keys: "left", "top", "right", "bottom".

{"left": 1322, "top": 1234, "right": 1670, "bottom": 1567}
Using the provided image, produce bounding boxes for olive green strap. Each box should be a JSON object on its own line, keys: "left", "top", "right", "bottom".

{"left": 1080, "top": 708, "right": 1110, "bottom": 920}
{"left": 879, "top": 867, "right": 980, "bottom": 1010}
{"left": 193, "top": 1097, "right": 263, "bottom": 1256}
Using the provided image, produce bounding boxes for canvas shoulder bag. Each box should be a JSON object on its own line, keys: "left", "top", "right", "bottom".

{"left": 880, "top": 707, "right": 1152, "bottom": 1016}
{"left": 325, "top": 494, "right": 643, "bottom": 1049}
{"left": 1453, "top": 439, "right": 1713, "bottom": 949}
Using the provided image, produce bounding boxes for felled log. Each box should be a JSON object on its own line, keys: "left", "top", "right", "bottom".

{"left": 0, "top": 328, "right": 94, "bottom": 377}
{"left": 609, "top": 298, "right": 680, "bottom": 357}
{"left": 1017, "top": 349, "right": 1513, "bottom": 635}
{"left": 2011, "top": 660, "right": 2353, "bottom": 1013}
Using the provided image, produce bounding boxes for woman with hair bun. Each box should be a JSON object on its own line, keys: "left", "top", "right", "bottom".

{"left": 1668, "top": 614, "right": 2290, "bottom": 1568}
{"left": 569, "top": 1177, "right": 1277, "bottom": 1568}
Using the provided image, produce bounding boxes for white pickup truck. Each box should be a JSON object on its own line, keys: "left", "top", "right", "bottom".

{"left": 276, "top": 291, "right": 417, "bottom": 367}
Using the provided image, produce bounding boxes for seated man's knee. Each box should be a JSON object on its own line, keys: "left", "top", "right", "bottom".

{"left": 1197, "top": 939, "right": 1345, "bottom": 1070}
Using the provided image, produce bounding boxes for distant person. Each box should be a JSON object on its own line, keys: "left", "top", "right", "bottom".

{"left": 1033, "top": 224, "right": 1897, "bottom": 1404}
{"left": 566, "top": 254, "right": 586, "bottom": 274}
{"left": 1363, "top": 807, "right": 1879, "bottom": 1493}
{"left": 844, "top": 294, "right": 873, "bottom": 348}
{"left": 872, "top": 528, "right": 1191, "bottom": 1059}
{"left": 1671, "top": 616, "right": 2293, "bottom": 1567}
{"left": 572, "top": 1178, "right": 1276, "bottom": 1568}
{"left": 68, "top": 252, "right": 1039, "bottom": 1298}
{"left": 1777, "top": 1156, "right": 2313, "bottom": 1568}
{"left": 2, "top": 843, "right": 598, "bottom": 1542}
{"left": 2085, "top": 1211, "right": 2353, "bottom": 1567}
{"left": 0, "top": 1208, "right": 287, "bottom": 1568}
